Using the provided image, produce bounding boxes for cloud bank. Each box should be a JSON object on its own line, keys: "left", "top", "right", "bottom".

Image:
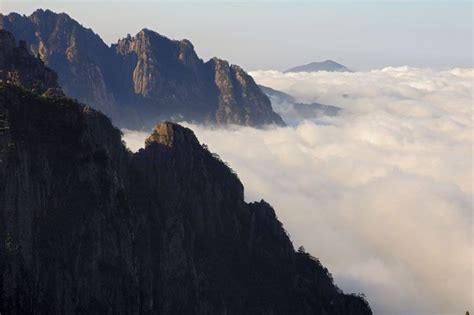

{"left": 123, "top": 67, "right": 473, "bottom": 315}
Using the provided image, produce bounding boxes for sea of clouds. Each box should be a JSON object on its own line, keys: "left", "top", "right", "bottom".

{"left": 123, "top": 67, "right": 473, "bottom": 315}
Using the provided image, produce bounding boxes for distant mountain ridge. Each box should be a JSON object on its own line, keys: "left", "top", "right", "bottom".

{"left": 2, "top": 9, "right": 284, "bottom": 128}
{"left": 285, "top": 60, "right": 352, "bottom": 73}
{"left": 259, "top": 84, "right": 341, "bottom": 125}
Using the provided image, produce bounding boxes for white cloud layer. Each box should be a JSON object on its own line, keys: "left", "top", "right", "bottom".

{"left": 123, "top": 67, "right": 473, "bottom": 315}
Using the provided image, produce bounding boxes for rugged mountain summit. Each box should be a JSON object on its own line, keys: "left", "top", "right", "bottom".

{"left": 0, "top": 30, "right": 61, "bottom": 95}
{"left": 2, "top": 9, "right": 115, "bottom": 111}
{"left": 114, "top": 29, "right": 207, "bottom": 100}
{"left": 208, "top": 58, "right": 283, "bottom": 126}
{"left": 0, "top": 34, "right": 370, "bottom": 314}
{"left": 2, "top": 9, "right": 284, "bottom": 128}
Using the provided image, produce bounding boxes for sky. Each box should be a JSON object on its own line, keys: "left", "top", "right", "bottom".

{"left": 1, "top": 0, "right": 472, "bottom": 71}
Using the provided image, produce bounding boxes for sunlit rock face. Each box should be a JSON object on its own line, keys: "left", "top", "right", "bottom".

{"left": 2, "top": 9, "right": 284, "bottom": 128}
{"left": 0, "top": 34, "right": 370, "bottom": 314}
{"left": 208, "top": 58, "right": 284, "bottom": 126}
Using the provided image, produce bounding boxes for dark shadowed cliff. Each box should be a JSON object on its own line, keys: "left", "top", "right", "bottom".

{"left": 0, "top": 30, "right": 62, "bottom": 96}
{"left": 2, "top": 9, "right": 284, "bottom": 128}
{"left": 0, "top": 31, "right": 370, "bottom": 314}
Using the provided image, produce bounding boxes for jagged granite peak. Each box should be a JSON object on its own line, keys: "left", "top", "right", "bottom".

{"left": 0, "top": 79, "right": 371, "bottom": 313}
{"left": 285, "top": 60, "right": 352, "bottom": 73}
{"left": 3, "top": 10, "right": 284, "bottom": 128}
{"left": 114, "top": 28, "right": 205, "bottom": 99}
{"left": 2, "top": 9, "right": 122, "bottom": 114}
{"left": 0, "top": 30, "right": 62, "bottom": 95}
{"left": 208, "top": 57, "right": 285, "bottom": 126}
{"left": 145, "top": 121, "right": 199, "bottom": 149}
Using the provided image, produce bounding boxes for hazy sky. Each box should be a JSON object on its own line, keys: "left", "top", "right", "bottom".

{"left": 1, "top": 1, "right": 472, "bottom": 70}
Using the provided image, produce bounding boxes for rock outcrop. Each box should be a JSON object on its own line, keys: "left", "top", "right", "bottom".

{"left": 209, "top": 58, "right": 283, "bottom": 126}
{"left": 2, "top": 10, "right": 284, "bottom": 128}
{"left": 0, "top": 37, "right": 370, "bottom": 314}
{"left": 2, "top": 10, "right": 116, "bottom": 112}
{"left": 0, "top": 30, "right": 61, "bottom": 95}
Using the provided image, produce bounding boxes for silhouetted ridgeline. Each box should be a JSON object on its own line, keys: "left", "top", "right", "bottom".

{"left": 0, "top": 30, "right": 371, "bottom": 314}
{"left": 2, "top": 9, "right": 284, "bottom": 129}
{"left": 284, "top": 60, "right": 352, "bottom": 73}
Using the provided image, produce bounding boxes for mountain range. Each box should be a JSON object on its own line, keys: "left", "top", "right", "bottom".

{"left": 285, "top": 60, "right": 352, "bottom": 73}
{"left": 2, "top": 9, "right": 284, "bottom": 129}
{"left": 0, "top": 29, "right": 371, "bottom": 314}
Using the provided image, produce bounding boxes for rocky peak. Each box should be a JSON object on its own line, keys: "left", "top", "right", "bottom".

{"left": 231, "top": 64, "right": 253, "bottom": 86}
{"left": 180, "top": 39, "right": 194, "bottom": 49}
{"left": 117, "top": 28, "right": 177, "bottom": 57}
{"left": 208, "top": 57, "right": 232, "bottom": 92}
{"left": 137, "top": 27, "right": 153, "bottom": 37}
{"left": 0, "top": 30, "right": 62, "bottom": 95}
{"left": 30, "top": 8, "right": 60, "bottom": 19}
{"left": 145, "top": 121, "right": 199, "bottom": 149}
{"left": 209, "top": 56, "right": 229, "bottom": 67}
{"left": 132, "top": 28, "right": 153, "bottom": 46}
{"left": 207, "top": 57, "right": 286, "bottom": 126}
{"left": 3, "top": 10, "right": 285, "bottom": 128}
{"left": 29, "top": 9, "right": 82, "bottom": 36}
{"left": 178, "top": 39, "right": 199, "bottom": 65}
{"left": 115, "top": 28, "right": 207, "bottom": 101}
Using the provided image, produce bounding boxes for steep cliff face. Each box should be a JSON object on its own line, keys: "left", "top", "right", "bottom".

{"left": 112, "top": 29, "right": 217, "bottom": 125}
{"left": 115, "top": 30, "right": 208, "bottom": 100}
{"left": 0, "top": 84, "right": 135, "bottom": 314}
{"left": 208, "top": 58, "right": 284, "bottom": 126}
{"left": 2, "top": 10, "right": 284, "bottom": 128}
{"left": 0, "top": 30, "right": 61, "bottom": 95}
{"left": 0, "top": 86, "right": 370, "bottom": 313}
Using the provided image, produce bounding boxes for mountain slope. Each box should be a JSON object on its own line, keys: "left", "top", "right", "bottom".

{"left": 2, "top": 9, "right": 284, "bottom": 128}
{"left": 0, "top": 29, "right": 62, "bottom": 96}
{"left": 2, "top": 9, "right": 116, "bottom": 111}
{"left": 285, "top": 60, "right": 352, "bottom": 73}
{"left": 0, "top": 30, "right": 370, "bottom": 314}
{"left": 259, "top": 84, "right": 341, "bottom": 125}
